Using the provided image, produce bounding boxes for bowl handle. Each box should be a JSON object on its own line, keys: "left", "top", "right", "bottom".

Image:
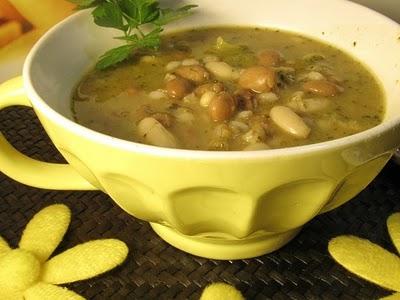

{"left": 0, "top": 76, "right": 97, "bottom": 190}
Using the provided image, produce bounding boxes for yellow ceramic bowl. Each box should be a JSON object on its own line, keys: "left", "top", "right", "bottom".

{"left": 1, "top": 0, "right": 400, "bottom": 260}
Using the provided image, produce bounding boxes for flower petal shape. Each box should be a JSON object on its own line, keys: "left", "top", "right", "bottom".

{"left": 0, "top": 249, "right": 40, "bottom": 292}
{"left": 380, "top": 292, "right": 400, "bottom": 300}
{"left": 19, "top": 204, "right": 71, "bottom": 263}
{"left": 41, "top": 239, "right": 128, "bottom": 284}
{"left": 200, "top": 283, "right": 244, "bottom": 300}
{"left": 0, "top": 289, "right": 23, "bottom": 300}
{"left": 329, "top": 236, "right": 400, "bottom": 292}
{"left": 24, "top": 282, "right": 84, "bottom": 300}
{"left": 0, "top": 236, "right": 10, "bottom": 258}
{"left": 387, "top": 213, "right": 400, "bottom": 255}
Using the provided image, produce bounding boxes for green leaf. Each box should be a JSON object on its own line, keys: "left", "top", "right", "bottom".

{"left": 154, "top": 5, "right": 197, "bottom": 26}
{"left": 120, "top": 0, "right": 160, "bottom": 25}
{"left": 85, "top": 0, "right": 197, "bottom": 69}
{"left": 137, "top": 27, "right": 162, "bottom": 48}
{"left": 114, "top": 34, "right": 140, "bottom": 42}
{"left": 96, "top": 44, "right": 135, "bottom": 70}
{"left": 137, "top": 0, "right": 160, "bottom": 24}
{"left": 92, "top": 2, "right": 125, "bottom": 30}
{"left": 115, "top": 27, "right": 161, "bottom": 47}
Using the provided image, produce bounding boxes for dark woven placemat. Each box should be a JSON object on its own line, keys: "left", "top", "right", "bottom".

{"left": 1, "top": 106, "right": 399, "bottom": 300}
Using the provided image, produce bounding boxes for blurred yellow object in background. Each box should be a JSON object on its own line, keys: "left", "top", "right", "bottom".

{"left": 7, "top": 0, "right": 75, "bottom": 29}
{"left": 0, "top": 28, "right": 43, "bottom": 60}
{"left": 0, "top": 21, "right": 21, "bottom": 47}
{"left": 0, "top": 0, "right": 24, "bottom": 22}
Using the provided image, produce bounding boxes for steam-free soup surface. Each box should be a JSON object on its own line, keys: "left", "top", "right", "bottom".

{"left": 72, "top": 27, "right": 384, "bottom": 150}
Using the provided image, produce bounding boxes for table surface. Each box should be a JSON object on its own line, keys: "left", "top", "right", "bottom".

{"left": 1, "top": 106, "right": 399, "bottom": 300}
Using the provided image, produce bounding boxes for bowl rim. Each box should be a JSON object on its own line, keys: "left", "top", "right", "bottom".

{"left": 23, "top": 1, "right": 400, "bottom": 160}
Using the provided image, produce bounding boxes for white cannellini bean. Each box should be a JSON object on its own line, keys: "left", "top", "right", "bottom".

{"left": 302, "top": 97, "right": 331, "bottom": 113}
{"left": 174, "top": 108, "right": 195, "bottom": 123}
{"left": 243, "top": 142, "right": 270, "bottom": 151}
{"left": 257, "top": 92, "right": 279, "bottom": 103}
{"left": 137, "top": 117, "right": 177, "bottom": 148}
{"left": 229, "top": 120, "right": 249, "bottom": 132}
{"left": 181, "top": 58, "right": 200, "bottom": 66}
{"left": 140, "top": 55, "right": 157, "bottom": 63}
{"left": 183, "top": 92, "right": 198, "bottom": 103}
{"left": 165, "top": 60, "right": 182, "bottom": 72}
{"left": 297, "top": 71, "right": 325, "bottom": 82}
{"left": 213, "top": 124, "right": 231, "bottom": 139}
{"left": 236, "top": 110, "right": 253, "bottom": 120}
{"left": 200, "top": 91, "right": 215, "bottom": 107}
{"left": 270, "top": 106, "right": 311, "bottom": 139}
{"left": 202, "top": 55, "right": 219, "bottom": 63}
{"left": 148, "top": 89, "right": 167, "bottom": 100}
{"left": 307, "top": 71, "right": 325, "bottom": 81}
{"left": 242, "top": 128, "right": 266, "bottom": 144}
{"left": 205, "top": 61, "right": 234, "bottom": 80}
{"left": 164, "top": 73, "right": 177, "bottom": 82}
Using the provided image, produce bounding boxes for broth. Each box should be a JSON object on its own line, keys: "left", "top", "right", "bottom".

{"left": 72, "top": 27, "right": 384, "bottom": 150}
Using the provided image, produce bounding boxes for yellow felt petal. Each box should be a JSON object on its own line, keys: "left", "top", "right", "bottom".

{"left": 0, "top": 289, "right": 23, "bottom": 300}
{"left": 0, "top": 236, "right": 11, "bottom": 257}
{"left": 19, "top": 204, "right": 71, "bottom": 262}
{"left": 381, "top": 292, "right": 400, "bottom": 300}
{"left": 387, "top": 213, "right": 400, "bottom": 255}
{"left": 329, "top": 236, "right": 400, "bottom": 292}
{"left": 42, "top": 239, "right": 128, "bottom": 284}
{"left": 200, "top": 283, "right": 245, "bottom": 300}
{"left": 24, "top": 282, "right": 84, "bottom": 300}
{"left": 0, "top": 249, "right": 41, "bottom": 292}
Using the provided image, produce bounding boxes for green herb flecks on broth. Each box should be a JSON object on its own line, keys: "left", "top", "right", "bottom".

{"left": 72, "top": 27, "right": 384, "bottom": 151}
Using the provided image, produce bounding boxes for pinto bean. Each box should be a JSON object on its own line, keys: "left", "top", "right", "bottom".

{"left": 208, "top": 92, "right": 236, "bottom": 122}
{"left": 238, "top": 66, "right": 276, "bottom": 93}
{"left": 234, "top": 89, "right": 257, "bottom": 111}
{"left": 303, "top": 80, "right": 340, "bottom": 97}
{"left": 194, "top": 82, "right": 225, "bottom": 97}
{"left": 165, "top": 77, "right": 192, "bottom": 100}
{"left": 257, "top": 50, "right": 282, "bottom": 67}
{"left": 174, "top": 65, "right": 210, "bottom": 83}
{"left": 270, "top": 106, "right": 311, "bottom": 139}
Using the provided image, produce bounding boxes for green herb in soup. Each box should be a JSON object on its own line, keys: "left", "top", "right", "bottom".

{"left": 69, "top": 0, "right": 197, "bottom": 69}
{"left": 72, "top": 27, "right": 385, "bottom": 150}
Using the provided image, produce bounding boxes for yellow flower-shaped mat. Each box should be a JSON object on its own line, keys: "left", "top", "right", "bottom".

{"left": 0, "top": 203, "right": 245, "bottom": 299}
{"left": 0, "top": 204, "right": 128, "bottom": 299}
{"left": 329, "top": 212, "right": 400, "bottom": 300}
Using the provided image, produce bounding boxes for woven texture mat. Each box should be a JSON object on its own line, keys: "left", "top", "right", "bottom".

{"left": 1, "top": 106, "right": 399, "bottom": 300}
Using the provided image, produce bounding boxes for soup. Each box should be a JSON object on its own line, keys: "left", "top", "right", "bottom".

{"left": 72, "top": 27, "right": 384, "bottom": 150}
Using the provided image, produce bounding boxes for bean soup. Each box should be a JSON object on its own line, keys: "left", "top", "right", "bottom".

{"left": 72, "top": 27, "right": 384, "bottom": 150}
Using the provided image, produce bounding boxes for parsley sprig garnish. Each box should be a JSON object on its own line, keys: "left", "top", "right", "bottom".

{"left": 69, "top": 0, "right": 197, "bottom": 69}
